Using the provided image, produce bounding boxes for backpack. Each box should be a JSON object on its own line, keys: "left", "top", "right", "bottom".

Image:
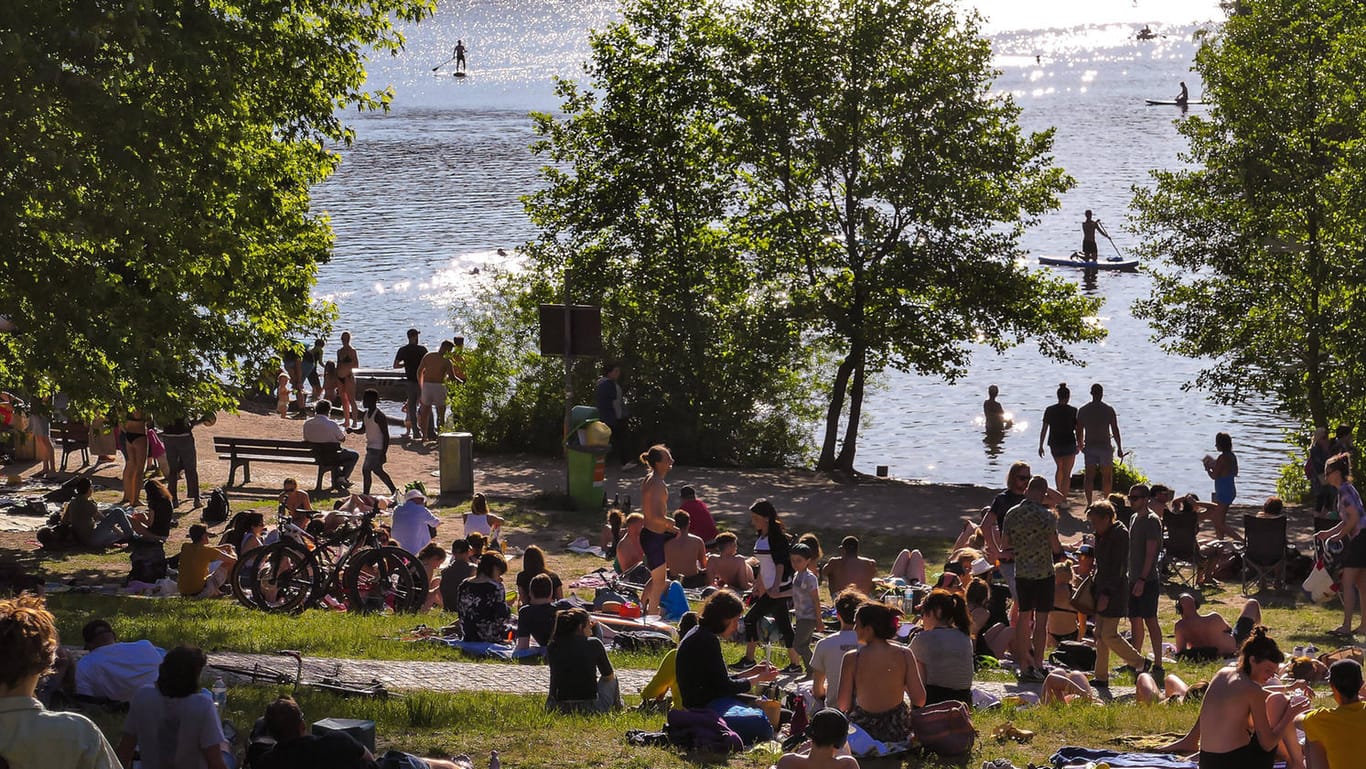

{"left": 203, "top": 488, "right": 229, "bottom": 524}
{"left": 613, "top": 630, "right": 675, "bottom": 652}
{"left": 127, "top": 538, "right": 168, "bottom": 584}
{"left": 910, "top": 699, "right": 976, "bottom": 757}
{"left": 666, "top": 708, "right": 743, "bottom": 753}
{"left": 36, "top": 522, "right": 76, "bottom": 550}
{"left": 1048, "top": 640, "right": 1097, "bottom": 671}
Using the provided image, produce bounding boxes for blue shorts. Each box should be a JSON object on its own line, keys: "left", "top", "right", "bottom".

{"left": 640, "top": 528, "right": 674, "bottom": 570}
{"left": 1214, "top": 475, "right": 1236, "bottom": 505}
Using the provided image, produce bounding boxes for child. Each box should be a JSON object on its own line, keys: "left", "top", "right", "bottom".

{"left": 775, "top": 708, "right": 860, "bottom": 769}
{"left": 275, "top": 360, "right": 291, "bottom": 418}
{"left": 790, "top": 543, "right": 822, "bottom": 674}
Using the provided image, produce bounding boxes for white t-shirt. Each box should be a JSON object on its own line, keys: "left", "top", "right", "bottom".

{"left": 75, "top": 640, "right": 165, "bottom": 702}
{"left": 392, "top": 501, "right": 440, "bottom": 554}
{"left": 123, "top": 687, "right": 225, "bottom": 769}
{"left": 810, "top": 629, "right": 859, "bottom": 701}
{"left": 464, "top": 512, "right": 493, "bottom": 537}
{"left": 0, "top": 696, "right": 120, "bottom": 769}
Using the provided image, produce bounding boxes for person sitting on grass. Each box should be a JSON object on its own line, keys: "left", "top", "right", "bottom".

{"left": 966, "top": 577, "right": 1013, "bottom": 660}
{"left": 118, "top": 645, "right": 228, "bottom": 769}
{"left": 515, "top": 545, "right": 563, "bottom": 608}
{"left": 1303, "top": 659, "right": 1366, "bottom": 769}
{"left": 454, "top": 552, "right": 512, "bottom": 644}
{"left": 911, "top": 589, "right": 974, "bottom": 706}
{"left": 614, "top": 512, "right": 648, "bottom": 581}
{"left": 254, "top": 695, "right": 467, "bottom": 769}
{"left": 221, "top": 511, "right": 267, "bottom": 555}
{"left": 836, "top": 601, "right": 925, "bottom": 743}
{"left": 640, "top": 611, "right": 699, "bottom": 705}
{"left": 664, "top": 510, "right": 710, "bottom": 589}
{"left": 63, "top": 478, "right": 138, "bottom": 548}
{"left": 708, "top": 532, "right": 754, "bottom": 592}
{"left": 811, "top": 590, "right": 864, "bottom": 706}
{"left": 1047, "top": 561, "right": 1080, "bottom": 645}
{"left": 0, "top": 595, "right": 121, "bottom": 769}
{"left": 676, "top": 589, "right": 780, "bottom": 744}
{"left": 178, "top": 524, "right": 237, "bottom": 599}
{"left": 774, "top": 707, "right": 861, "bottom": 769}
{"left": 515, "top": 574, "right": 560, "bottom": 654}
{"left": 439, "top": 539, "right": 475, "bottom": 609}
{"left": 72, "top": 619, "right": 164, "bottom": 704}
{"left": 1173, "top": 593, "right": 1259, "bottom": 660}
{"left": 545, "top": 608, "right": 620, "bottom": 714}
{"left": 1158, "top": 627, "right": 1310, "bottom": 769}
{"left": 417, "top": 542, "right": 447, "bottom": 611}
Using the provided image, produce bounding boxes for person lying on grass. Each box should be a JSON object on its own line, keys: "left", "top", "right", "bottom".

{"left": 254, "top": 695, "right": 467, "bottom": 769}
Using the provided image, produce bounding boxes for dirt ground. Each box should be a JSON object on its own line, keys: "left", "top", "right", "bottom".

{"left": 1, "top": 399, "right": 1311, "bottom": 554}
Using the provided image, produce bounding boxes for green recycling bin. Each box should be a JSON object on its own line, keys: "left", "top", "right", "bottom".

{"left": 566, "top": 414, "right": 609, "bottom": 512}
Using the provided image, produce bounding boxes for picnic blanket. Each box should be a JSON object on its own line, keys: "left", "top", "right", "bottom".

{"left": 1051, "top": 746, "right": 1197, "bottom": 769}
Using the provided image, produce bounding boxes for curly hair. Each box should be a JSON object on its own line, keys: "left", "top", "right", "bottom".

{"left": 0, "top": 595, "right": 58, "bottom": 689}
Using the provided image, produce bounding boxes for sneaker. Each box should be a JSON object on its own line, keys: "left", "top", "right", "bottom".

{"left": 729, "top": 657, "right": 756, "bottom": 670}
{"left": 781, "top": 663, "right": 804, "bottom": 675}
{"left": 1089, "top": 679, "right": 1110, "bottom": 689}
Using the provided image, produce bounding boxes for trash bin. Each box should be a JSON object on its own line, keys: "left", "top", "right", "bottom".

{"left": 438, "top": 432, "right": 474, "bottom": 494}
{"left": 566, "top": 415, "right": 609, "bottom": 512}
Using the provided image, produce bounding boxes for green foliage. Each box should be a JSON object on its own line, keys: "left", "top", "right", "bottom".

{"left": 1277, "top": 457, "right": 1313, "bottom": 505}
{"left": 0, "top": 0, "right": 433, "bottom": 420}
{"left": 1132, "top": 0, "right": 1366, "bottom": 430}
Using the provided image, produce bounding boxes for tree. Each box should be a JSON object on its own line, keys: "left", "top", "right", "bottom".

{"left": 725, "top": 0, "right": 1101, "bottom": 471}
{"left": 0, "top": 0, "right": 431, "bottom": 418}
{"left": 512, "top": 0, "right": 822, "bottom": 466}
{"left": 1132, "top": 0, "right": 1366, "bottom": 430}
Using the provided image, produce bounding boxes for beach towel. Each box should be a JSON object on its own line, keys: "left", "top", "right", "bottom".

{"left": 658, "top": 580, "right": 689, "bottom": 621}
{"left": 845, "top": 722, "right": 911, "bottom": 758}
{"left": 1050, "top": 746, "right": 1197, "bottom": 769}
{"left": 417, "top": 638, "right": 515, "bottom": 660}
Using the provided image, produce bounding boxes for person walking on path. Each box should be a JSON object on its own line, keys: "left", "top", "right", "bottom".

{"left": 1081, "top": 210, "right": 1109, "bottom": 262}
{"left": 393, "top": 329, "right": 427, "bottom": 441}
{"left": 335, "top": 331, "right": 360, "bottom": 430}
{"left": 1038, "top": 383, "right": 1079, "bottom": 508}
{"left": 352, "top": 389, "right": 397, "bottom": 496}
{"left": 418, "top": 340, "right": 461, "bottom": 441}
{"left": 1088, "top": 500, "right": 1149, "bottom": 689}
{"left": 1002, "top": 475, "right": 1063, "bottom": 683}
{"left": 595, "top": 361, "right": 630, "bottom": 470}
{"left": 1077, "top": 383, "right": 1123, "bottom": 505}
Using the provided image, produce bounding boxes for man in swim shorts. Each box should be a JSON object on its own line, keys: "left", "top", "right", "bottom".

{"left": 1076, "top": 383, "right": 1123, "bottom": 504}
{"left": 1080, "top": 209, "right": 1108, "bottom": 261}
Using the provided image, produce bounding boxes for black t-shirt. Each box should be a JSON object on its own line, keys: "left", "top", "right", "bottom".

{"left": 989, "top": 491, "right": 1025, "bottom": 533}
{"left": 517, "top": 602, "right": 558, "bottom": 647}
{"left": 255, "top": 731, "right": 375, "bottom": 769}
{"left": 394, "top": 343, "right": 428, "bottom": 382}
{"left": 145, "top": 494, "right": 174, "bottom": 538}
{"left": 439, "top": 560, "right": 475, "bottom": 609}
{"left": 547, "top": 635, "right": 612, "bottom": 701}
{"left": 515, "top": 569, "right": 562, "bottom": 599}
{"left": 1042, "top": 403, "right": 1078, "bottom": 447}
{"left": 675, "top": 626, "right": 750, "bottom": 708}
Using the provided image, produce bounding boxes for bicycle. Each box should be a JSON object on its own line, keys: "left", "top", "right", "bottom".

{"left": 229, "top": 509, "right": 427, "bottom": 614}
{"left": 210, "top": 649, "right": 400, "bottom": 699}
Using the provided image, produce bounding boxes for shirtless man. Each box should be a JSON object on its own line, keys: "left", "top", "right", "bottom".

{"left": 983, "top": 384, "right": 1010, "bottom": 431}
{"left": 615, "top": 513, "right": 646, "bottom": 578}
{"left": 822, "top": 536, "right": 877, "bottom": 598}
{"left": 707, "top": 532, "right": 753, "bottom": 591}
{"left": 1174, "top": 594, "right": 1261, "bottom": 659}
{"left": 664, "top": 510, "right": 708, "bottom": 588}
{"left": 417, "top": 340, "right": 461, "bottom": 440}
{"left": 639, "top": 444, "right": 679, "bottom": 616}
{"left": 1080, "top": 210, "right": 1109, "bottom": 262}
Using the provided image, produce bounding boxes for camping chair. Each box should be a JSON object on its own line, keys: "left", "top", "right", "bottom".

{"left": 1242, "top": 514, "right": 1287, "bottom": 594}
{"left": 1161, "top": 508, "right": 1200, "bottom": 588}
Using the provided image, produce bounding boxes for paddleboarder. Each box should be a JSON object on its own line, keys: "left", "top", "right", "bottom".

{"left": 1081, "top": 210, "right": 1109, "bottom": 262}
{"left": 1175, "top": 81, "right": 1189, "bottom": 107}
{"left": 454, "top": 39, "right": 467, "bottom": 73}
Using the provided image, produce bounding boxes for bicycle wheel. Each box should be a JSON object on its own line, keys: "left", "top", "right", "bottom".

{"left": 231, "top": 541, "right": 319, "bottom": 613}
{"left": 343, "top": 547, "right": 428, "bottom": 614}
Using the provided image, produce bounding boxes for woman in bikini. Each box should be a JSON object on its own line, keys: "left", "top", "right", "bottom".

{"left": 120, "top": 410, "right": 148, "bottom": 506}
{"left": 1317, "top": 452, "right": 1366, "bottom": 637}
{"left": 1159, "top": 627, "right": 1309, "bottom": 769}
{"left": 336, "top": 331, "right": 359, "bottom": 429}
{"left": 836, "top": 600, "right": 926, "bottom": 743}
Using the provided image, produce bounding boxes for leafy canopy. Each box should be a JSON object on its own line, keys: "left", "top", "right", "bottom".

{"left": 0, "top": 0, "right": 432, "bottom": 418}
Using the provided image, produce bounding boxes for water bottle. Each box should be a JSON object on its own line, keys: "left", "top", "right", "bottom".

{"left": 489, "top": 750, "right": 501, "bottom": 769}
{"left": 211, "top": 676, "right": 228, "bottom": 711}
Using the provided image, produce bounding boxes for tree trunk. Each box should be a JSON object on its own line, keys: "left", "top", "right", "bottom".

{"left": 833, "top": 346, "right": 865, "bottom": 472}
{"left": 818, "top": 354, "right": 855, "bottom": 470}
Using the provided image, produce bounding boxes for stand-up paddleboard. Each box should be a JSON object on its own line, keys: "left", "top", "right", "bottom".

{"left": 453, "top": 71, "right": 468, "bottom": 78}
{"left": 1038, "top": 254, "right": 1139, "bottom": 272}
{"left": 1145, "top": 99, "right": 1206, "bottom": 106}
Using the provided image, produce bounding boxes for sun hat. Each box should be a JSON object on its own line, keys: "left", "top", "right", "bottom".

{"left": 970, "top": 557, "right": 994, "bottom": 577}
{"left": 405, "top": 489, "right": 426, "bottom": 502}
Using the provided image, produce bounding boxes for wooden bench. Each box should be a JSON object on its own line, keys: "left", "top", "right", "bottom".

{"left": 54, "top": 422, "right": 90, "bottom": 472}
{"left": 212, "top": 437, "right": 341, "bottom": 491}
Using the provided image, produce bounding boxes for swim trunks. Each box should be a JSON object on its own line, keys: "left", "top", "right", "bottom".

{"left": 1083, "top": 444, "right": 1113, "bottom": 467}
{"left": 1198, "top": 733, "right": 1273, "bottom": 769}
{"left": 1233, "top": 615, "right": 1255, "bottom": 646}
{"left": 640, "top": 528, "right": 674, "bottom": 570}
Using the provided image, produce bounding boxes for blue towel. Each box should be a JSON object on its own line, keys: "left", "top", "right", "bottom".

{"left": 1051, "top": 746, "right": 1197, "bottom": 769}
{"left": 418, "top": 638, "right": 515, "bottom": 659}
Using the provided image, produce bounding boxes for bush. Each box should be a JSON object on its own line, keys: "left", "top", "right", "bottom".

{"left": 1073, "top": 457, "right": 1148, "bottom": 493}
{"left": 1276, "top": 457, "right": 1312, "bottom": 505}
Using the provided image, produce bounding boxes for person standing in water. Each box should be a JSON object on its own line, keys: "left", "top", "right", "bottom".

{"left": 983, "top": 385, "right": 1010, "bottom": 431}
{"left": 1081, "top": 210, "right": 1108, "bottom": 262}
{"left": 639, "top": 444, "right": 678, "bottom": 616}
{"left": 454, "top": 39, "right": 467, "bottom": 73}
{"left": 1175, "top": 81, "right": 1189, "bottom": 106}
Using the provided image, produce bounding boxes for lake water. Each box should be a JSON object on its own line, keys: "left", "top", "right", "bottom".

{"left": 310, "top": 0, "right": 1296, "bottom": 499}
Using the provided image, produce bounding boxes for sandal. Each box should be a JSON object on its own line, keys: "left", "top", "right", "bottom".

{"left": 1327, "top": 627, "right": 1354, "bottom": 638}
{"left": 992, "top": 722, "right": 1035, "bottom": 743}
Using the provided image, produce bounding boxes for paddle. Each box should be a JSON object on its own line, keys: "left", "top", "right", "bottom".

{"left": 432, "top": 56, "right": 455, "bottom": 72}
{"left": 1101, "top": 230, "right": 1125, "bottom": 261}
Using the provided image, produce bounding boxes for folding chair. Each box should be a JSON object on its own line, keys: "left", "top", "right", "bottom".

{"left": 1242, "top": 514, "right": 1287, "bottom": 594}
{"left": 1161, "top": 508, "right": 1200, "bottom": 588}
